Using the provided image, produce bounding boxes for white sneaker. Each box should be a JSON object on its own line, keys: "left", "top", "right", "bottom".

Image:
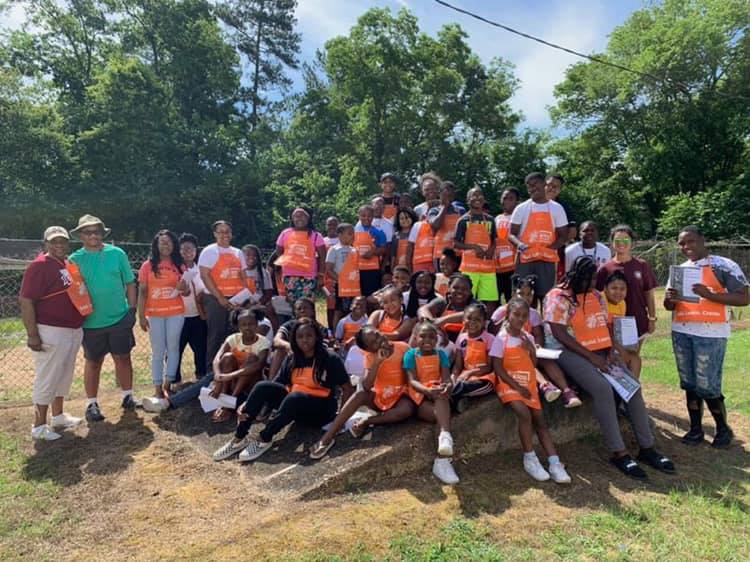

{"left": 142, "top": 397, "right": 169, "bottom": 413}
{"left": 437, "top": 431, "right": 454, "bottom": 457}
{"left": 549, "top": 462, "right": 571, "bottom": 484}
{"left": 213, "top": 437, "right": 250, "bottom": 461}
{"left": 523, "top": 454, "right": 550, "bottom": 481}
{"left": 31, "top": 425, "right": 62, "bottom": 441}
{"left": 432, "top": 457, "right": 460, "bottom": 485}
{"left": 51, "top": 413, "right": 83, "bottom": 430}
{"left": 238, "top": 440, "right": 272, "bottom": 462}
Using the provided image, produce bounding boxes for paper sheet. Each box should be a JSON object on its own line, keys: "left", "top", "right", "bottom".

{"left": 669, "top": 265, "right": 702, "bottom": 303}
{"left": 535, "top": 348, "right": 562, "bottom": 360}
{"left": 228, "top": 288, "right": 252, "bottom": 305}
{"left": 600, "top": 364, "right": 641, "bottom": 402}
{"left": 198, "top": 386, "right": 238, "bottom": 413}
{"left": 614, "top": 316, "right": 639, "bottom": 349}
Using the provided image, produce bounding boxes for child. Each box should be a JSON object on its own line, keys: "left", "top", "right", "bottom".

{"left": 379, "top": 172, "right": 401, "bottom": 222}
{"left": 325, "top": 223, "right": 360, "bottom": 331}
{"left": 209, "top": 308, "right": 270, "bottom": 423}
{"left": 404, "top": 321, "right": 460, "bottom": 485}
{"left": 242, "top": 244, "right": 278, "bottom": 330}
{"left": 492, "top": 275, "right": 582, "bottom": 408}
{"left": 490, "top": 298, "right": 571, "bottom": 483}
{"left": 323, "top": 216, "right": 340, "bottom": 331}
{"left": 435, "top": 248, "right": 460, "bottom": 297}
{"left": 454, "top": 187, "right": 498, "bottom": 314}
{"left": 310, "top": 326, "right": 415, "bottom": 459}
{"left": 407, "top": 213, "right": 437, "bottom": 274}
{"left": 453, "top": 303, "right": 496, "bottom": 406}
{"left": 419, "top": 273, "right": 475, "bottom": 342}
{"left": 392, "top": 209, "right": 417, "bottom": 269}
{"left": 268, "top": 297, "right": 321, "bottom": 379}
{"left": 369, "top": 285, "right": 415, "bottom": 341}
{"left": 213, "top": 318, "right": 353, "bottom": 462}
{"left": 334, "top": 296, "right": 368, "bottom": 354}
{"left": 495, "top": 187, "right": 521, "bottom": 304}
{"left": 604, "top": 270, "right": 642, "bottom": 379}
{"left": 404, "top": 270, "right": 438, "bottom": 319}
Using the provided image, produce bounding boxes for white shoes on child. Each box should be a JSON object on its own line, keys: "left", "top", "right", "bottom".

{"left": 31, "top": 424, "right": 61, "bottom": 441}
{"left": 524, "top": 454, "right": 571, "bottom": 484}
{"left": 549, "top": 462, "right": 572, "bottom": 484}
{"left": 142, "top": 396, "right": 169, "bottom": 413}
{"left": 437, "top": 431, "right": 454, "bottom": 456}
{"left": 433, "top": 458, "right": 460, "bottom": 485}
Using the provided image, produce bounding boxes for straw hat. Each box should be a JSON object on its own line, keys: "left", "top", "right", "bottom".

{"left": 70, "top": 214, "right": 112, "bottom": 237}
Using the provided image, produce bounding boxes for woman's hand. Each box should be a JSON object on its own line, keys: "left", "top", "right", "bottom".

{"left": 209, "top": 384, "right": 221, "bottom": 398}
{"left": 139, "top": 316, "right": 149, "bottom": 332}
{"left": 589, "top": 353, "right": 609, "bottom": 372}
{"left": 236, "top": 402, "right": 248, "bottom": 422}
{"left": 647, "top": 319, "right": 656, "bottom": 334}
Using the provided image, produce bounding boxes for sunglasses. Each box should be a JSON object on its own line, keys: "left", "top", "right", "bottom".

{"left": 613, "top": 237, "right": 632, "bottom": 244}
{"left": 80, "top": 229, "right": 103, "bottom": 236}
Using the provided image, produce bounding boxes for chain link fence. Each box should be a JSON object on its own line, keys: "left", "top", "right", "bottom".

{"left": 1, "top": 238, "right": 749, "bottom": 406}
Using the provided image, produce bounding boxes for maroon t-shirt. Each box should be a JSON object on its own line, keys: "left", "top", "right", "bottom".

{"left": 595, "top": 258, "right": 657, "bottom": 336}
{"left": 20, "top": 254, "right": 85, "bottom": 329}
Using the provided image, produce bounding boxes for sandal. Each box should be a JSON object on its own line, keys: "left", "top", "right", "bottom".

{"left": 349, "top": 418, "right": 369, "bottom": 439}
{"left": 212, "top": 407, "right": 232, "bottom": 423}
{"left": 610, "top": 454, "right": 647, "bottom": 480}
{"left": 637, "top": 448, "right": 676, "bottom": 474}
{"left": 309, "top": 439, "right": 335, "bottom": 460}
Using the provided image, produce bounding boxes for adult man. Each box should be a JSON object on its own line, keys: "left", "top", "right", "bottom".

{"left": 19, "top": 226, "right": 87, "bottom": 440}
{"left": 546, "top": 174, "right": 577, "bottom": 281}
{"left": 664, "top": 226, "right": 749, "bottom": 448}
{"left": 378, "top": 172, "right": 400, "bottom": 223}
{"left": 69, "top": 215, "right": 139, "bottom": 422}
{"left": 412, "top": 172, "right": 442, "bottom": 220}
{"left": 564, "top": 221, "right": 611, "bottom": 272}
{"left": 509, "top": 172, "right": 569, "bottom": 304}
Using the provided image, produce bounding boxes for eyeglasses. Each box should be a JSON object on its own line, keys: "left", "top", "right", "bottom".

{"left": 80, "top": 229, "right": 103, "bottom": 236}
{"left": 613, "top": 237, "right": 632, "bottom": 244}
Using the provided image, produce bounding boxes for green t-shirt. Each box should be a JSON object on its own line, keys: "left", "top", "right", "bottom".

{"left": 70, "top": 244, "right": 135, "bottom": 329}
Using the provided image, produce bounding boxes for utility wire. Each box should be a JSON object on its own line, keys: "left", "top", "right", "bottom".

{"left": 433, "top": 0, "right": 750, "bottom": 103}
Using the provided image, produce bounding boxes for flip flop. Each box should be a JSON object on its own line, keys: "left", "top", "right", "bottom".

{"left": 309, "top": 439, "right": 335, "bottom": 460}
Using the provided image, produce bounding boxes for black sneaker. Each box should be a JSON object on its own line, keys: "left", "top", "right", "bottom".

{"left": 712, "top": 427, "right": 734, "bottom": 449}
{"left": 637, "top": 448, "right": 676, "bottom": 474}
{"left": 610, "top": 454, "right": 647, "bottom": 480}
{"left": 121, "top": 394, "right": 140, "bottom": 411}
{"left": 85, "top": 402, "right": 105, "bottom": 422}
{"left": 681, "top": 427, "right": 705, "bottom": 445}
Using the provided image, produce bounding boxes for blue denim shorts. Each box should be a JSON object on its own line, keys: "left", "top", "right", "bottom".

{"left": 671, "top": 331, "right": 727, "bottom": 398}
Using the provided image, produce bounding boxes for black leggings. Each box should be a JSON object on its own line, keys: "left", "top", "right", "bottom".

{"left": 496, "top": 271, "right": 514, "bottom": 304}
{"left": 235, "top": 381, "right": 337, "bottom": 442}
{"left": 176, "top": 316, "right": 207, "bottom": 380}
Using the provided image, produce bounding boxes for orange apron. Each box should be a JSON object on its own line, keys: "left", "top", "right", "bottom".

{"left": 355, "top": 231, "right": 380, "bottom": 271}
{"left": 495, "top": 214, "right": 516, "bottom": 273}
{"left": 145, "top": 261, "right": 185, "bottom": 317}
{"left": 395, "top": 236, "right": 409, "bottom": 268}
{"left": 412, "top": 222, "right": 436, "bottom": 268}
{"left": 383, "top": 202, "right": 398, "bottom": 222}
{"left": 441, "top": 306, "right": 465, "bottom": 338}
{"left": 674, "top": 265, "right": 728, "bottom": 324}
{"left": 278, "top": 230, "right": 315, "bottom": 274}
{"left": 571, "top": 292, "right": 612, "bottom": 351}
{"left": 289, "top": 366, "right": 331, "bottom": 398}
{"left": 496, "top": 335, "right": 540, "bottom": 409}
{"left": 378, "top": 312, "right": 403, "bottom": 335}
{"left": 460, "top": 221, "right": 495, "bottom": 273}
{"left": 41, "top": 260, "right": 93, "bottom": 316}
{"left": 274, "top": 268, "right": 286, "bottom": 297}
{"left": 408, "top": 353, "right": 443, "bottom": 405}
{"left": 341, "top": 321, "right": 363, "bottom": 343}
{"left": 463, "top": 337, "right": 495, "bottom": 384}
{"left": 519, "top": 207, "right": 558, "bottom": 263}
{"left": 246, "top": 276, "right": 257, "bottom": 294}
{"left": 210, "top": 251, "right": 244, "bottom": 296}
{"left": 435, "top": 273, "right": 449, "bottom": 297}
{"left": 433, "top": 212, "right": 459, "bottom": 260}
{"left": 337, "top": 248, "right": 361, "bottom": 297}
{"left": 369, "top": 342, "right": 409, "bottom": 410}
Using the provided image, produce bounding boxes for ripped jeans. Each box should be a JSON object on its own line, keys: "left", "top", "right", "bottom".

{"left": 671, "top": 331, "right": 727, "bottom": 399}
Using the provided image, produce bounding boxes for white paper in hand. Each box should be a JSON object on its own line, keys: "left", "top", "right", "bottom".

{"left": 228, "top": 288, "right": 252, "bottom": 306}
{"left": 198, "top": 386, "right": 238, "bottom": 412}
{"left": 614, "top": 316, "right": 639, "bottom": 349}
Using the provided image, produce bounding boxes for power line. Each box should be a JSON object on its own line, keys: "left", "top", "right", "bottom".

{"left": 433, "top": 0, "right": 750, "bottom": 103}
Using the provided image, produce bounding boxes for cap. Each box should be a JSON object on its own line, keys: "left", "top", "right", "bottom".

{"left": 43, "top": 226, "right": 70, "bottom": 242}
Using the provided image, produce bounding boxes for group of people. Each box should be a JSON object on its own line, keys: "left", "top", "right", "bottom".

{"left": 20, "top": 171, "right": 749, "bottom": 486}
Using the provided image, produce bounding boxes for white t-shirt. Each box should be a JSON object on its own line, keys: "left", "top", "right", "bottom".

{"left": 372, "top": 218, "right": 394, "bottom": 243}
{"left": 488, "top": 329, "right": 535, "bottom": 358}
{"left": 334, "top": 313, "right": 368, "bottom": 340}
{"left": 667, "top": 255, "right": 749, "bottom": 338}
{"left": 565, "top": 242, "right": 612, "bottom": 272}
{"left": 324, "top": 236, "right": 339, "bottom": 248}
{"left": 245, "top": 268, "right": 273, "bottom": 303}
{"left": 197, "top": 244, "right": 247, "bottom": 294}
{"left": 225, "top": 332, "right": 271, "bottom": 357}
{"left": 510, "top": 200, "right": 568, "bottom": 237}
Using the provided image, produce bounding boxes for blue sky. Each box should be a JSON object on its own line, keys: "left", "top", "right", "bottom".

{"left": 1, "top": 0, "right": 644, "bottom": 129}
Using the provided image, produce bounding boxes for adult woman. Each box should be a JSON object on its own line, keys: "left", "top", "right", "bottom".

{"left": 198, "top": 220, "right": 247, "bottom": 373}
{"left": 545, "top": 256, "right": 674, "bottom": 479}
{"left": 595, "top": 224, "right": 657, "bottom": 339}
{"left": 269, "top": 207, "right": 327, "bottom": 304}
{"left": 213, "top": 318, "right": 353, "bottom": 462}
{"left": 175, "top": 233, "right": 207, "bottom": 383}
{"left": 138, "top": 230, "right": 188, "bottom": 398}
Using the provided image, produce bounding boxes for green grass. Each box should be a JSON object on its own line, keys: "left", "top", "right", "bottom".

{"left": 641, "top": 329, "right": 750, "bottom": 417}
{"left": 0, "top": 317, "right": 25, "bottom": 350}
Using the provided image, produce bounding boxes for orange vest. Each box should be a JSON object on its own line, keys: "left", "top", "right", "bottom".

{"left": 246, "top": 276, "right": 257, "bottom": 294}
{"left": 463, "top": 336, "right": 495, "bottom": 384}
{"left": 495, "top": 214, "right": 516, "bottom": 273}
{"left": 369, "top": 342, "right": 409, "bottom": 410}
{"left": 145, "top": 261, "right": 185, "bottom": 317}
{"left": 674, "top": 265, "right": 728, "bottom": 324}
{"left": 460, "top": 221, "right": 495, "bottom": 273}
{"left": 210, "top": 250, "right": 244, "bottom": 296}
{"left": 495, "top": 335, "right": 540, "bottom": 409}
{"left": 378, "top": 311, "right": 403, "bottom": 335}
{"left": 412, "top": 222, "right": 435, "bottom": 266}
{"left": 279, "top": 230, "right": 315, "bottom": 274}
{"left": 41, "top": 260, "right": 93, "bottom": 317}
{"left": 571, "top": 292, "right": 612, "bottom": 351}
{"left": 408, "top": 352, "right": 442, "bottom": 405}
{"left": 383, "top": 202, "right": 398, "bottom": 221}
{"left": 433, "top": 212, "right": 459, "bottom": 259}
{"left": 274, "top": 267, "right": 286, "bottom": 297}
{"left": 395, "top": 236, "right": 409, "bottom": 268}
{"left": 354, "top": 231, "right": 380, "bottom": 271}
{"left": 519, "top": 206, "right": 558, "bottom": 263}
{"left": 289, "top": 366, "right": 331, "bottom": 398}
{"left": 337, "top": 248, "right": 361, "bottom": 297}
{"left": 341, "top": 321, "right": 363, "bottom": 343}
